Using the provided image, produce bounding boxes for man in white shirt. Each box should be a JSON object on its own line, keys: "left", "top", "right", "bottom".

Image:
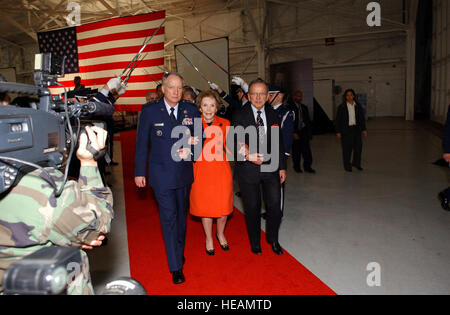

{"left": 335, "top": 89, "right": 367, "bottom": 172}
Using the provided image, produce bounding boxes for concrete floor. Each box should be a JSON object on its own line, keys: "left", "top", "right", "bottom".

{"left": 89, "top": 117, "right": 450, "bottom": 295}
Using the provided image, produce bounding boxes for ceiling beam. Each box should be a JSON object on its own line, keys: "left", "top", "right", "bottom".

{"left": 98, "top": 0, "right": 119, "bottom": 16}
{"left": 0, "top": 12, "right": 37, "bottom": 42}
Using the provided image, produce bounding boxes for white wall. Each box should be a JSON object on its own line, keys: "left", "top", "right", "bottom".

{"left": 163, "top": 0, "right": 408, "bottom": 118}
{"left": 266, "top": 0, "right": 407, "bottom": 119}
{"left": 431, "top": 0, "right": 450, "bottom": 124}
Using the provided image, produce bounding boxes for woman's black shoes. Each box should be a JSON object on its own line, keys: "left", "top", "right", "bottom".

{"left": 216, "top": 234, "right": 229, "bottom": 251}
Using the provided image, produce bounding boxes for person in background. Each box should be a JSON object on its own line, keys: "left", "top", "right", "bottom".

{"left": 182, "top": 86, "right": 197, "bottom": 103}
{"left": 146, "top": 90, "right": 159, "bottom": 103}
{"left": 438, "top": 104, "right": 450, "bottom": 211}
{"left": 267, "top": 84, "right": 295, "bottom": 217}
{"left": 73, "top": 76, "right": 85, "bottom": 90}
{"left": 189, "top": 90, "right": 233, "bottom": 256}
{"left": 291, "top": 90, "right": 315, "bottom": 174}
{"left": 335, "top": 89, "right": 367, "bottom": 172}
{"left": 156, "top": 83, "right": 163, "bottom": 99}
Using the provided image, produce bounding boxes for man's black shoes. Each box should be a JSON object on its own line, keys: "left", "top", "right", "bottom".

{"left": 352, "top": 164, "right": 363, "bottom": 171}
{"left": 172, "top": 270, "right": 185, "bottom": 284}
{"left": 270, "top": 242, "right": 284, "bottom": 255}
{"left": 251, "top": 246, "right": 262, "bottom": 255}
{"left": 438, "top": 191, "right": 450, "bottom": 211}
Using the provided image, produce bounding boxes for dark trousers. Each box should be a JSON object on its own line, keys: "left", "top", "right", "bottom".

{"left": 292, "top": 132, "right": 313, "bottom": 170}
{"left": 153, "top": 186, "right": 189, "bottom": 272}
{"left": 341, "top": 126, "right": 363, "bottom": 170}
{"left": 238, "top": 172, "right": 282, "bottom": 249}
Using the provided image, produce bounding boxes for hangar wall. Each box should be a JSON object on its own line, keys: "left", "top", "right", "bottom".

{"left": 164, "top": 0, "right": 408, "bottom": 119}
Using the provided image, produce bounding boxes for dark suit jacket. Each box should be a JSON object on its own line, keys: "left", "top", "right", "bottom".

{"left": 444, "top": 105, "right": 450, "bottom": 153}
{"left": 231, "top": 103, "right": 286, "bottom": 184}
{"left": 293, "top": 102, "right": 313, "bottom": 140}
{"left": 335, "top": 102, "right": 367, "bottom": 135}
{"left": 134, "top": 98, "right": 201, "bottom": 190}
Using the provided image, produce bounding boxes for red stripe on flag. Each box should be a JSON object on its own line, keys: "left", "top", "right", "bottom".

{"left": 121, "top": 89, "right": 155, "bottom": 98}
{"left": 115, "top": 104, "right": 143, "bottom": 111}
{"left": 56, "top": 73, "right": 164, "bottom": 88}
{"left": 77, "top": 27, "right": 164, "bottom": 47}
{"left": 78, "top": 42, "right": 164, "bottom": 60}
{"left": 79, "top": 58, "right": 164, "bottom": 73}
{"left": 77, "top": 11, "right": 166, "bottom": 33}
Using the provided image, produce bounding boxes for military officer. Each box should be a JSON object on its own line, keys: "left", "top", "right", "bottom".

{"left": 268, "top": 84, "right": 295, "bottom": 215}
{"left": 134, "top": 72, "right": 201, "bottom": 285}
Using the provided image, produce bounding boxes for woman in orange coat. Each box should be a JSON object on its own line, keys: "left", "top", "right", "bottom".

{"left": 190, "top": 90, "right": 233, "bottom": 256}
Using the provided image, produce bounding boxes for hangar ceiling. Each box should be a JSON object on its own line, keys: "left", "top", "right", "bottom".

{"left": 0, "top": 0, "right": 407, "bottom": 47}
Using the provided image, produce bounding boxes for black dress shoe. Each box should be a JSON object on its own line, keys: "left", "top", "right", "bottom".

{"left": 251, "top": 246, "right": 262, "bottom": 255}
{"left": 305, "top": 168, "right": 316, "bottom": 174}
{"left": 438, "top": 192, "right": 450, "bottom": 211}
{"left": 270, "top": 242, "right": 284, "bottom": 255}
{"left": 294, "top": 167, "right": 303, "bottom": 173}
{"left": 353, "top": 165, "right": 363, "bottom": 171}
{"left": 206, "top": 248, "right": 215, "bottom": 256}
{"left": 216, "top": 234, "right": 229, "bottom": 251}
{"left": 172, "top": 270, "right": 185, "bottom": 284}
{"left": 345, "top": 167, "right": 352, "bottom": 172}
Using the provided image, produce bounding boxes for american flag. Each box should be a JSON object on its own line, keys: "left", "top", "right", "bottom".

{"left": 37, "top": 11, "right": 165, "bottom": 111}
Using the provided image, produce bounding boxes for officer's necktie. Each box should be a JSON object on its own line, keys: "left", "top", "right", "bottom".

{"left": 256, "top": 110, "right": 265, "bottom": 144}
{"left": 170, "top": 107, "right": 177, "bottom": 124}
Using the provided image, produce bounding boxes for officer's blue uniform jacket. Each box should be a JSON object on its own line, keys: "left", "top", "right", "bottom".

{"left": 134, "top": 98, "right": 201, "bottom": 190}
{"left": 274, "top": 104, "right": 295, "bottom": 157}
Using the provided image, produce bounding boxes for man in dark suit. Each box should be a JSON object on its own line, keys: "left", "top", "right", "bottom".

{"left": 134, "top": 72, "right": 201, "bottom": 284}
{"left": 231, "top": 78, "right": 287, "bottom": 255}
{"left": 335, "top": 89, "right": 367, "bottom": 172}
{"left": 438, "top": 104, "right": 450, "bottom": 211}
{"left": 291, "top": 90, "right": 315, "bottom": 174}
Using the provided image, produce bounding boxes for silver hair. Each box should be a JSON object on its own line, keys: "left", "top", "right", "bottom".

{"left": 162, "top": 72, "right": 184, "bottom": 86}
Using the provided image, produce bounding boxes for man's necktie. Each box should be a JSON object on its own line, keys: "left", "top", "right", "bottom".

{"left": 170, "top": 107, "right": 177, "bottom": 124}
{"left": 297, "top": 103, "right": 304, "bottom": 130}
{"left": 256, "top": 110, "right": 265, "bottom": 144}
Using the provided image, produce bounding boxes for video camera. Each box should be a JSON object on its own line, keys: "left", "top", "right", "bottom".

{"left": 0, "top": 53, "right": 114, "bottom": 195}
{"left": 2, "top": 246, "right": 146, "bottom": 295}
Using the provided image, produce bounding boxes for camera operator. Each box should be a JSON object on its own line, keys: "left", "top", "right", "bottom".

{"left": 93, "top": 77, "right": 126, "bottom": 169}
{"left": 0, "top": 126, "right": 114, "bottom": 295}
{"left": 68, "top": 77, "right": 126, "bottom": 180}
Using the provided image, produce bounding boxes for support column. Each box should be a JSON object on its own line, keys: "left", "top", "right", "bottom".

{"left": 405, "top": 0, "right": 419, "bottom": 120}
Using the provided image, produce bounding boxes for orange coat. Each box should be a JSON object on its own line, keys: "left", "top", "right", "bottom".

{"left": 190, "top": 115, "right": 233, "bottom": 218}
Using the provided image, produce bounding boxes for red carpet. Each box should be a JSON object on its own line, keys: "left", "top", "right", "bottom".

{"left": 119, "top": 130, "right": 335, "bottom": 295}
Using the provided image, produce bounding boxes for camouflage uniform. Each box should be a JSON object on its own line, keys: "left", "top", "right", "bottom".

{"left": 0, "top": 166, "right": 113, "bottom": 295}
